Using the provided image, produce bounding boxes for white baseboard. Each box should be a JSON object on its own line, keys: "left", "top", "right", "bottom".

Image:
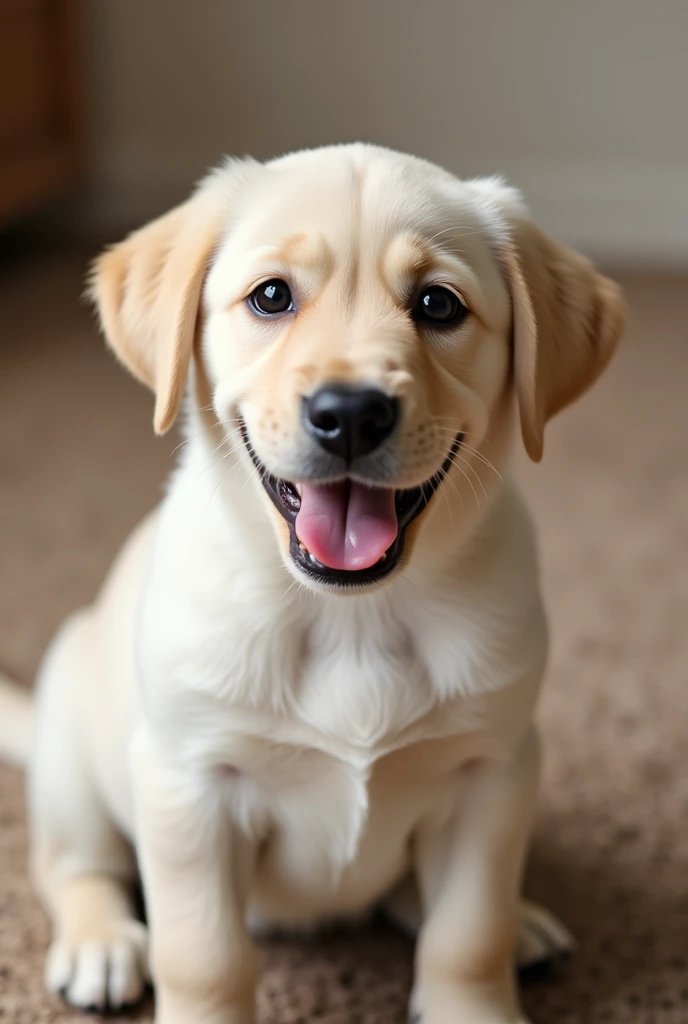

{"left": 75, "top": 147, "right": 688, "bottom": 268}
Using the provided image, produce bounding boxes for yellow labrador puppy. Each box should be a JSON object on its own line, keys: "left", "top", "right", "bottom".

{"left": 0, "top": 144, "right": 624, "bottom": 1023}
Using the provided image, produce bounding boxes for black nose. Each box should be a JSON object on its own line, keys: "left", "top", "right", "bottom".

{"left": 303, "top": 385, "right": 399, "bottom": 464}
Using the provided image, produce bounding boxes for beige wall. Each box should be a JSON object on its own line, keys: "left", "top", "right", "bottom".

{"left": 85, "top": 0, "right": 688, "bottom": 264}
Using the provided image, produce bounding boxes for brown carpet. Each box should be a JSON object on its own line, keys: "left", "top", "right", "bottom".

{"left": 1, "top": 244, "right": 687, "bottom": 1023}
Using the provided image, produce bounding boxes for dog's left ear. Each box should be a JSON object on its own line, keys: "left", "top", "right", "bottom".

{"left": 502, "top": 218, "right": 626, "bottom": 461}
{"left": 89, "top": 162, "right": 251, "bottom": 434}
{"left": 469, "top": 180, "right": 626, "bottom": 462}
{"left": 500, "top": 219, "right": 626, "bottom": 461}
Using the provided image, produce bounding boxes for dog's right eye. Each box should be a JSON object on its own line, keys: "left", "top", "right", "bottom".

{"left": 248, "top": 279, "right": 294, "bottom": 316}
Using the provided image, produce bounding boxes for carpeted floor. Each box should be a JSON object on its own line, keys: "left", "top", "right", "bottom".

{"left": 0, "top": 244, "right": 687, "bottom": 1023}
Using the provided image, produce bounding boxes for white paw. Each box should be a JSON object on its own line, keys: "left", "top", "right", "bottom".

{"left": 46, "top": 920, "right": 149, "bottom": 1011}
{"left": 409, "top": 1002, "right": 533, "bottom": 1023}
{"left": 516, "top": 899, "right": 574, "bottom": 970}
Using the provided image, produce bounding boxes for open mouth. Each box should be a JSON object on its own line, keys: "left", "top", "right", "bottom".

{"left": 241, "top": 427, "right": 463, "bottom": 587}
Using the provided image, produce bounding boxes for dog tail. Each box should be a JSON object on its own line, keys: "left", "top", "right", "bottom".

{"left": 0, "top": 671, "right": 34, "bottom": 768}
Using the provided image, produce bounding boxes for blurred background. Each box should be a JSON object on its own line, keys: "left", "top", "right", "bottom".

{"left": 1, "top": 3, "right": 687, "bottom": 1023}
{"left": 5, "top": 0, "right": 688, "bottom": 255}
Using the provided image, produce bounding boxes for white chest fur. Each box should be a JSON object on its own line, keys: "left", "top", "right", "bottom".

{"left": 133, "top": 462, "right": 545, "bottom": 917}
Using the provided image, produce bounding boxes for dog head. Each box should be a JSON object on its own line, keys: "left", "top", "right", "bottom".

{"left": 90, "top": 144, "right": 624, "bottom": 592}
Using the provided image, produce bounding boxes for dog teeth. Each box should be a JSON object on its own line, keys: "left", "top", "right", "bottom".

{"left": 297, "top": 541, "right": 324, "bottom": 567}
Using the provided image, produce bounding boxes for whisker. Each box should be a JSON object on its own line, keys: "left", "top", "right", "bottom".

{"left": 431, "top": 421, "right": 493, "bottom": 444}
{"left": 458, "top": 442, "right": 503, "bottom": 482}
{"left": 442, "top": 467, "right": 464, "bottom": 513}
{"left": 241, "top": 454, "right": 265, "bottom": 495}
{"left": 207, "top": 431, "right": 261, "bottom": 502}
{"left": 456, "top": 453, "right": 488, "bottom": 502}
{"left": 170, "top": 433, "right": 201, "bottom": 456}
{"left": 276, "top": 577, "right": 301, "bottom": 604}
{"left": 192, "top": 405, "right": 246, "bottom": 425}
{"left": 208, "top": 465, "right": 234, "bottom": 505}
{"left": 196, "top": 439, "right": 248, "bottom": 479}
{"left": 433, "top": 420, "right": 489, "bottom": 433}
{"left": 201, "top": 433, "right": 236, "bottom": 463}
{"left": 453, "top": 461, "right": 481, "bottom": 511}
{"left": 170, "top": 418, "right": 242, "bottom": 458}
{"left": 208, "top": 456, "right": 247, "bottom": 504}
{"left": 434, "top": 430, "right": 503, "bottom": 482}
{"left": 440, "top": 479, "right": 454, "bottom": 527}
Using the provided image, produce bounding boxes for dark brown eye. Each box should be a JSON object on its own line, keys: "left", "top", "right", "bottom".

{"left": 249, "top": 279, "right": 294, "bottom": 316}
{"left": 414, "top": 286, "right": 468, "bottom": 326}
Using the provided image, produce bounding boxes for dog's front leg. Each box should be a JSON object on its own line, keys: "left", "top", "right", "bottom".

{"left": 412, "top": 727, "right": 540, "bottom": 1024}
{"left": 131, "top": 730, "right": 257, "bottom": 1024}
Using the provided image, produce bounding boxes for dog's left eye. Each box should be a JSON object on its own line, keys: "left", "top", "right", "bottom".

{"left": 249, "top": 279, "right": 294, "bottom": 316}
{"left": 414, "top": 286, "right": 468, "bottom": 326}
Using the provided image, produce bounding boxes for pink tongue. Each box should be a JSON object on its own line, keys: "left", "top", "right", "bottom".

{"left": 295, "top": 481, "right": 398, "bottom": 571}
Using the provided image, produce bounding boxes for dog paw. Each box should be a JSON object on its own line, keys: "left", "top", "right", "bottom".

{"left": 409, "top": 1004, "right": 532, "bottom": 1023}
{"left": 517, "top": 899, "right": 574, "bottom": 971}
{"left": 46, "top": 919, "right": 149, "bottom": 1011}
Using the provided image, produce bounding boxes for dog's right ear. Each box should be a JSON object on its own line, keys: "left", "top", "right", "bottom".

{"left": 88, "top": 162, "right": 251, "bottom": 434}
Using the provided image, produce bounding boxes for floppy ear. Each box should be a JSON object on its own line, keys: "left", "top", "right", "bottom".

{"left": 501, "top": 219, "right": 626, "bottom": 461}
{"left": 88, "top": 166, "right": 247, "bottom": 434}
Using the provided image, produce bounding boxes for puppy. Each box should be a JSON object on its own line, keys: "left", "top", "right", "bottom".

{"left": 0, "top": 144, "right": 624, "bottom": 1023}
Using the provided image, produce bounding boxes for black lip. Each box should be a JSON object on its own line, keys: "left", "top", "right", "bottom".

{"left": 241, "top": 427, "right": 463, "bottom": 588}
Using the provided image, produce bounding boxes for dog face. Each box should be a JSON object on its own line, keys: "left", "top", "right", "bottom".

{"left": 201, "top": 149, "right": 516, "bottom": 588}
{"left": 90, "top": 145, "right": 624, "bottom": 592}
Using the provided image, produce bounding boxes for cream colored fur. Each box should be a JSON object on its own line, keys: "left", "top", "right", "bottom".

{"left": 0, "top": 144, "right": 624, "bottom": 1023}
